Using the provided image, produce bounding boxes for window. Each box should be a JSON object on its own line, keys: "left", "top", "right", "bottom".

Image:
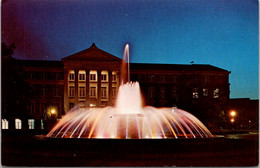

{"left": 138, "top": 75, "right": 144, "bottom": 81}
{"left": 41, "top": 119, "right": 44, "bottom": 129}
{"left": 194, "top": 76, "right": 199, "bottom": 83}
{"left": 90, "top": 87, "right": 96, "bottom": 98}
{"left": 148, "top": 75, "right": 155, "bottom": 82}
{"left": 69, "top": 86, "right": 75, "bottom": 97}
{"left": 148, "top": 87, "right": 155, "bottom": 99}
{"left": 160, "top": 75, "right": 166, "bottom": 82}
{"left": 112, "top": 74, "right": 117, "bottom": 81}
{"left": 28, "top": 119, "right": 35, "bottom": 129}
{"left": 192, "top": 88, "right": 199, "bottom": 98}
{"left": 204, "top": 76, "right": 209, "bottom": 83}
{"left": 40, "top": 88, "right": 47, "bottom": 97}
{"left": 101, "top": 74, "right": 107, "bottom": 81}
{"left": 41, "top": 72, "right": 46, "bottom": 80}
{"left": 79, "top": 87, "right": 85, "bottom": 98}
{"left": 90, "top": 103, "right": 96, "bottom": 107}
{"left": 172, "top": 87, "right": 177, "bottom": 97}
{"left": 30, "top": 103, "right": 35, "bottom": 115}
{"left": 69, "top": 103, "right": 74, "bottom": 109}
{"left": 172, "top": 76, "right": 178, "bottom": 82}
{"left": 15, "top": 119, "right": 22, "bottom": 129}
{"left": 90, "top": 74, "right": 96, "bottom": 81}
{"left": 41, "top": 103, "right": 47, "bottom": 115}
{"left": 160, "top": 87, "right": 166, "bottom": 99}
{"left": 54, "top": 88, "right": 60, "bottom": 97}
{"left": 69, "top": 73, "right": 75, "bottom": 81}
{"left": 29, "top": 72, "right": 34, "bottom": 80}
{"left": 112, "top": 87, "right": 117, "bottom": 98}
{"left": 2, "top": 119, "right": 8, "bottom": 129}
{"left": 203, "top": 88, "right": 208, "bottom": 96}
{"left": 79, "top": 74, "right": 85, "bottom": 81}
{"left": 101, "top": 87, "right": 107, "bottom": 98}
{"left": 213, "top": 88, "right": 219, "bottom": 98}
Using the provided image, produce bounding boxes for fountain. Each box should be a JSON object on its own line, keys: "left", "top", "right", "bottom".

{"left": 47, "top": 44, "right": 213, "bottom": 139}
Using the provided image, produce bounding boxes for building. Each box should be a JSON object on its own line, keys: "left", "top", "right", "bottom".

{"left": 2, "top": 43, "right": 231, "bottom": 131}
{"left": 227, "top": 98, "right": 259, "bottom": 129}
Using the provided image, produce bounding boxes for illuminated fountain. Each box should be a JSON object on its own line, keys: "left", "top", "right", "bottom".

{"left": 47, "top": 44, "right": 213, "bottom": 139}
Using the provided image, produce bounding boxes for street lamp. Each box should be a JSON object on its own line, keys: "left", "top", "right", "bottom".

{"left": 51, "top": 109, "right": 56, "bottom": 115}
{"left": 229, "top": 110, "right": 237, "bottom": 131}
{"left": 230, "top": 111, "right": 236, "bottom": 117}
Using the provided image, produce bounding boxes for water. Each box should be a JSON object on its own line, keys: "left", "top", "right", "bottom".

{"left": 47, "top": 44, "right": 213, "bottom": 139}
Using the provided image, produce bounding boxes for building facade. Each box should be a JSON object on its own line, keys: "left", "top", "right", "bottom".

{"left": 2, "top": 43, "right": 231, "bottom": 131}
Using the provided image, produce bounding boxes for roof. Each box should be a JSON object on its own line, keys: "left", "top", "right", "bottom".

{"left": 130, "top": 63, "right": 229, "bottom": 72}
{"left": 16, "top": 60, "right": 63, "bottom": 68}
{"left": 62, "top": 43, "right": 122, "bottom": 62}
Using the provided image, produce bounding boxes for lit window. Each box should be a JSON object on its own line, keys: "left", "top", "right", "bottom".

{"left": 213, "top": 88, "right": 219, "bottom": 98}
{"left": 112, "top": 74, "right": 117, "bottom": 81}
{"left": 90, "top": 74, "right": 96, "bottom": 81}
{"left": 2, "top": 119, "right": 8, "bottom": 129}
{"left": 79, "top": 74, "right": 85, "bottom": 81}
{"left": 79, "top": 87, "right": 85, "bottom": 98}
{"left": 41, "top": 119, "right": 44, "bottom": 129}
{"left": 15, "top": 119, "right": 22, "bottom": 129}
{"left": 28, "top": 119, "right": 35, "bottom": 129}
{"left": 192, "top": 88, "right": 199, "bottom": 98}
{"left": 90, "top": 87, "right": 96, "bottom": 98}
{"left": 69, "top": 86, "right": 75, "bottom": 97}
{"left": 69, "top": 73, "right": 75, "bottom": 81}
{"left": 101, "top": 74, "right": 107, "bottom": 81}
{"left": 112, "top": 87, "right": 117, "bottom": 98}
{"left": 90, "top": 103, "right": 96, "bottom": 107}
{"left": 101, "top": 87, "right": 107, "bottom": 98}
{"left": 203, "top": 88, "right": 208, "bottom": 96}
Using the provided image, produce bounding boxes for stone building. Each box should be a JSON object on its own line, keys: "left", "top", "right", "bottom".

{"left": 2, "top": 43, "right": 231, "bottom": 131}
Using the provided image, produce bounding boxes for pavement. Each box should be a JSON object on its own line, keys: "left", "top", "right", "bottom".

{"left": 1, "top": 131, "right": 259, "bottom": 166}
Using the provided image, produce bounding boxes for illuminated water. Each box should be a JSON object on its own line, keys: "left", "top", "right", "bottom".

{"left": 47, "top": 44, "right": 213, "bottom": 139}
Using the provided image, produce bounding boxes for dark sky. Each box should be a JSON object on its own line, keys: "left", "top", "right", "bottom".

{"left": 2, "top": 0, "right": 259, "bottom": 99}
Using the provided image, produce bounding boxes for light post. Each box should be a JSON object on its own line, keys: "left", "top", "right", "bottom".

{"left": 51, "top": 108, "right": 56, "bottom": 119}
{"left": 229, "top": 110, "right": 237, "bottom": 131}
{"left": 47, "top": 107, "right": 58, "bottom": 130}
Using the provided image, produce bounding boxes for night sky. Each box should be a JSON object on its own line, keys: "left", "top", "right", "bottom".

{"left": 2, "top": 0, "right": 258, "bottom": 99}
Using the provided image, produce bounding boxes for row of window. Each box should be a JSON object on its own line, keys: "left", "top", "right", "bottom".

{"left": 69, "top": 86, "right": 117, "bottom": 99}
{"left": 2, "top": 119, "right": 44, "bottom": 130}
{"left": 40, "top": 87, "right": 61, "bottom": 97}
{"left": 69, "top": 73, "right": 117, "bottom": 82}
{"left": 132, "top": 74, "right": 226, "bottom": 84}
{"left": 25, "top": 72, "right": 64, "bottom": 80}
{"left": 192, "top": 88, "right": 219, "bottom": 98}
{"left": 147, "top": 87, "right": 220, "bottom": 99}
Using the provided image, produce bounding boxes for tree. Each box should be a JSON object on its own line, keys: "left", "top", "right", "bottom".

{"left": 2, "top": 42, "right": 33, "bottom": 121}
